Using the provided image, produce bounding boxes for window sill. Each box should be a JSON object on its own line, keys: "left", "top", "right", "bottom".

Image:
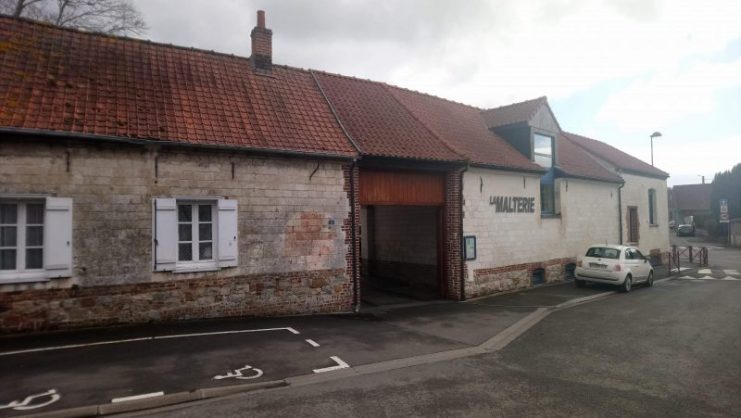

{"left": 541, "top": 213, "right": 561, "bottom": 219}
{"left": 173, "top": 264, "right": 220, "bottom": 274}
{"left": 649, "top": 224, "right": 659, "bottom": 228}
{"left": 0, "top": 272, "right": 50, "bottom": 284}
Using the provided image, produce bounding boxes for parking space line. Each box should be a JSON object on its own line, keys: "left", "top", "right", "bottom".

{"left": 111, "top": 391, "right": 164, "bottom": 403}
{"left": 312, "top": 356, "right": 350, "bottom": 373}
{"left": 305, "top": 339, "right": 320, "bottom": 347}
{"left": 0, "top": 327, "right": 301, "bottom": 357}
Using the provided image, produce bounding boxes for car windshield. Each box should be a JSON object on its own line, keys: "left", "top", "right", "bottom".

{"left": 585, "top": 247, "right": 620, "bottom": 259}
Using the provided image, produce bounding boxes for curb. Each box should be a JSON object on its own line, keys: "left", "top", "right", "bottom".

{"left": 22, "top": 380, "right": 287, "bottom": 418}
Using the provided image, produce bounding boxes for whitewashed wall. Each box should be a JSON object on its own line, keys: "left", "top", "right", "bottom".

{"left": 462, "top": 168, "right": 620, "bottom": 293}
{"left": 620, "top": 172, "right": 670, "bottom": 254}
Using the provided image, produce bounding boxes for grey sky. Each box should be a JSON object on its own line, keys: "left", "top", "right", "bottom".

{"left": 132, "top": 0, "right": 741, "bottom": 185}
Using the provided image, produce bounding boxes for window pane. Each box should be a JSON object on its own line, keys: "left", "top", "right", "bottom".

{"left": 178, "top": 205, "right": 192, "bottom": 222}
{"left": 534, "top": 154, "right": 552, "bottom": 168}
{"left": 26, "top": 204, "right": 44, "bottom": 224}
{"left": 198, "top": 205, "right": 212, "bottom": 222}
{"left": 26, "top": 225, "right": 43, "bottom": 246}
{"left": 199, "top": 242, "right": 213, "bottom": 260}
{"left": 0, "top": 249, "right": 16, "bottom": 270}
{"left": 178, "top": 243, "right": 192, "bottom": 261}
{"left": 199, "top": 223, "right": 212, "bottom": 241}
{"left": 26, "top": 248, "right": 43, "bottom": 269}
{"left": 0, "top": 226, "right": 17, "bottom": 247}
{"left": 541, "top": 183, "right": 554, "bottom": 214}
{"left": 178, "top": 224, "right": 192, "bottom": 242}
{"left": 533, "top": 134, "right": 553, "bottom": 168}
{"left": 0, "top": 204, "right": 17, "bottom": 224}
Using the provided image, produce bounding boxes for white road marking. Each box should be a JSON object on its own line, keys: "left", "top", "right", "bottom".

{"left": 698, "top": 269, "right": 712, "bottom": 275}
{"left": 312, "top": 356, "right": 350, "bottom": 373}
{"left": 213, "top": 365, "right": 263, "bottom": 380}
{"left": 723, "top": 269, "right": 740, "bottom": 276}
{"left": 111, "top": 391, "right": 164, "bottom": 403}
{"left": 677, "top": 275, "right": 741, "bottom": 281}
{"left": 305, "top": 339, "right": 320, "bottom": 347}
{"left": 671, "top": 267, "right": 692, "bottom": 273}
{"left": 0, "top": 327, "right": 301, "bottom": 357}
{"left": 0, "top": 389, "right": 60, "bottom": 411}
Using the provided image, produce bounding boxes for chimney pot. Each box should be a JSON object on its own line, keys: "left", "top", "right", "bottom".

{"left": 257, "top": 10, "right": 265, "bottom": 28}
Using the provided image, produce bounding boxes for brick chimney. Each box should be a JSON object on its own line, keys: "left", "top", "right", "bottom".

{"left": 250, "top": 10, "right": 272, "bottom": 72}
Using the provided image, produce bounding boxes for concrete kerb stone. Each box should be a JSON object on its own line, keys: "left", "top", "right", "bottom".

{"left": 22, "top": 380, "right": 287, "bottom": 418}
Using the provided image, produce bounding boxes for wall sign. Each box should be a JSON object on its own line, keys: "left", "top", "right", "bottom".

{"left": 720, "top": 198, "right": 729, "bottom": 223}
{"left": 489, "top": 196, "right": 536, "bottom": 213}
{"left": 464, "top": 236, "right": 476, "bottom": 261}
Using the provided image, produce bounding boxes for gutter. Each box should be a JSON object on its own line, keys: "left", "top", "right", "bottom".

{"left": 617, "top": 182, "right": 625, "bottom": 244}
{"left": 0, "top": 127, "right": 356, "bottom": 161}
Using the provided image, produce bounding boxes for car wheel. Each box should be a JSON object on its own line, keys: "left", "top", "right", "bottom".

{"left": 575, "top": 279, "right": 586, "bottom": 288}
{"left": 646, "top": 271, "right": 654, "bottom": 287}
{"left": 620, "top": 275, "right": 632, "bottom": 293}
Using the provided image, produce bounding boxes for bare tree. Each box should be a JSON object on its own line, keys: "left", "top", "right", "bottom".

{"left": 1, "top": 0, "right": 147, "bottom": 36}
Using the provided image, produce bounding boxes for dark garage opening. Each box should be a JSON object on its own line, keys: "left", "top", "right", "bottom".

{"left": 361, "top": 205, "right": 441, "bottom": 305}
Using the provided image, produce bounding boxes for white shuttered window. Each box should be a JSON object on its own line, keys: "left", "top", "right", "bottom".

{"left": 153, "top": 198, "right": 238, "bottom": 272}
{"left": 0, "top": 196, "right": 73, "bottom": 283}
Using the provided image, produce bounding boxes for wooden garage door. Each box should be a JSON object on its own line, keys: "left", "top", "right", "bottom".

{"left": 360, "top": 169, "right": 445, "bottom": 206}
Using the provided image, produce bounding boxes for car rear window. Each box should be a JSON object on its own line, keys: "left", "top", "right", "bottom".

{"left": 585, "top": 247, "right": 620, "bottom": 259}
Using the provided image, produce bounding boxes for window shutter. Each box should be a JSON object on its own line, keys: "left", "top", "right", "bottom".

{"left": 153, "top": 198, "right": 177, "bottom": 271}
{"left": 217, "top": 199, "right": 238, "bottom": 268}
{"left": 45, "top": 197, "right": 73, "bottom": 278}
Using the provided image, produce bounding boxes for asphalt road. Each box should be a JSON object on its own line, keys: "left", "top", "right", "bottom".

{"left": 133, "top": 276, "right": 741, "bottom": 417}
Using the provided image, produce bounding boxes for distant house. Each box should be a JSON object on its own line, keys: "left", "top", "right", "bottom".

{"left": 669, "top": 183, "right": 713, "bottom": 224}
{"left": 0, "top": 11, "right": 670, "bottom": 332}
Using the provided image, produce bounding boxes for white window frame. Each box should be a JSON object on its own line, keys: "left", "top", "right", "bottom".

{"left": 0, "top": 196, "right": 75, "bottom": 283}
{"left": 153, "top": 197, "right": 238, "bottom": 273}
{"left": 176, "top": 201, "right": 218, "bottom": 272}
{"left": 0, "top": 200, "right": 46, "bottom": 282}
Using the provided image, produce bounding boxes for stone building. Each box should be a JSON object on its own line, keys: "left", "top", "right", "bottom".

{"left": 0, "top": 12, "right": 670, "bottom": 332}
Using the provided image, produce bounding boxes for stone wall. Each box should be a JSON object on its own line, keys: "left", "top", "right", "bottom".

{"left": 0, "top": 137, "right": 353, "bottom": 331}
{"left": 469, "top": 257, "right": 575, "bottom": 298}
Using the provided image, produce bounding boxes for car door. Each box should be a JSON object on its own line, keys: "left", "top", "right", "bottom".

{"left": 634, "top": 249, "right": 650, "bottom": 280}
{"left": 624, "top": 248, "right": 641, "bottom": 280}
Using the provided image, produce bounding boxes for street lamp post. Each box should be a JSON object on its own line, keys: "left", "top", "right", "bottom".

{"left": 650, "top": 131, "right": 662, "bottom": 166}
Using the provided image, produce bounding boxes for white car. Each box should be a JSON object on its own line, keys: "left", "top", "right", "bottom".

{"left": 574, "top": 245, "right": 654, "bottom": 292}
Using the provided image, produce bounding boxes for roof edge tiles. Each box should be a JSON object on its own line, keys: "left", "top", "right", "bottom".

{"left": 562, "top": 132, "right": 670, "bottom": 179}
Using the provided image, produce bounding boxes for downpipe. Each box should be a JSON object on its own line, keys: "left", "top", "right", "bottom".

{"left": 617, "top": 182, "right": 625, "bottom": 244}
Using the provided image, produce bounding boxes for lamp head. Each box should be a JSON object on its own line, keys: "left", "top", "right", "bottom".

{"left": 650, "top": 131, "right": 662, "bottom": 139}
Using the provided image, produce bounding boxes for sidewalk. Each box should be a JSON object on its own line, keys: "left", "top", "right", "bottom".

{"left": 0, "top": 281, "right": 617, "bottom": 417}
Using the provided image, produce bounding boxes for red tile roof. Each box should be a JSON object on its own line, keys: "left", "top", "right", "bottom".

{"left": 555, "top": 134, "right": 623, "bottom": 183}
{"left": 385, "top": 86, "right": 543, "bottom": 171}
{"left": 563, "top": 132, "right": 669, "bottom": 179}
{"left": 0, "top": 17, "right": 356, "bottom": 157}
{"left": 312, "top": 72, "right": 462, "bottom": 162}
{"left": 480, "top": 96, "right": 548, "bottom": 128}
{"left": 671, "top": 184, "right": 712, "bottom": 211}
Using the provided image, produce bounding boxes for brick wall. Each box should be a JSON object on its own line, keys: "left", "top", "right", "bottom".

{"left": 445, "top": 170, "right": 463, "bottom": 300}
{"left": 0, "top": 137, "right": 354, "bottom": 331}
{"left": 1, "top": 269, "right": 350, "bottom": 332}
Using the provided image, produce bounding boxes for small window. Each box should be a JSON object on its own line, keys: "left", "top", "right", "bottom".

{"left": 648, "top": 189, "right": 657, "bottom": 225}
{"left": 0, "top": 197, "right": 73, "bottom": 282}
{"left": 540, "top": 168, "right": 556, "bottom": 215}
{"left": 154, "top": 198, "right": 238, "bottom": 272}
{"left": 533, "top": 134, "right": 553, "bottom": 168}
